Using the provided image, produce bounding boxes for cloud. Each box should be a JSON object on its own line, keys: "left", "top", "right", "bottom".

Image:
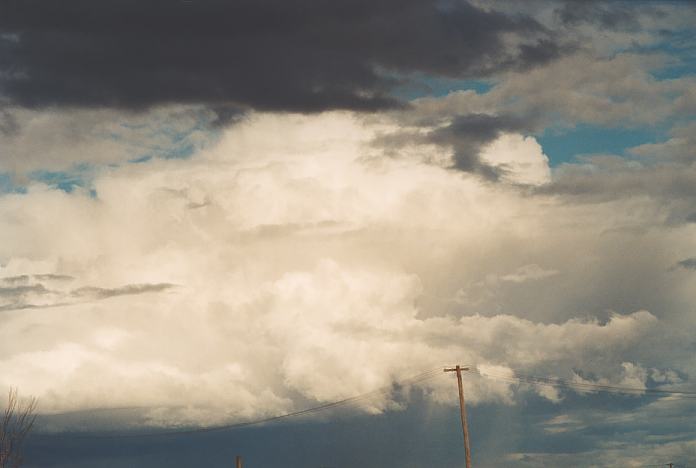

{"left": 453, "top": 263, "right": 558, "bottom": 307}
{"left": 72, "top": 283, "right": 176, "bottom": 300}
{"left": 539, "top": 155, "right": 696, "bottom": 220}
{"left": 478, "top": 133, "right": 551, "bottom": 185}
{"left": 376, "top": 114, "right": 549, "bottom": 178}
{"left": 0, "top": 106, "right": 221, "bottom": 174}
{"left": 675, "top": 258, "right": 696, "bottom": 270}
{"left": 542, "top": 413, "right": 584, "bottom": 433}
{"left": 498, "top": 264, "right": 558, "bottom": 283}
{"left": 629, "top": 121, "right": 696, "bottom": 164}
{"left": 0, "top": 270, "right": 174, "bottom": 311}
{"left": 508, "top": 394, "right": 696, "bottom": 467}
{"left": 0, "top": 2, "right": 693, "bottom": 462}
{"left": 0, "top": 112, "right": 693, "bottom": 430}
{"left": 407, "top": 48, "right": 695, "bottom": 136}
{"left": 428, "top": 113, "right": 526, "bottom": 174}
{"left": 483, "top": 0, "right": 696, "bottom": 57}
{"left": 0, "top": 0, "right": 566, "bottom": 112}
{"left": 555, "top": 1, "right": 645, "bottom": 30}
{"left": 2, "top": 2, "right": 692, "bottom": 180}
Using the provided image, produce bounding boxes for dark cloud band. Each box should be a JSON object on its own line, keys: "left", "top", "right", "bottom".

{"left": 0, "top": 0, "right": 565, "bottom": 112}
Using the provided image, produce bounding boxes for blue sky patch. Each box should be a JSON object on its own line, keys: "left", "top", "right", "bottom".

{"left": 0, "top": 173, "right": 27, "bottom": 194}
{"left": 537, "top": 124, "right": 663, "bottom": 166}
{"left": 644, "top": 28, "right": 696, "bottom": 80}
{"left": 29, "top": 164, "right": 95, "bottom": 194}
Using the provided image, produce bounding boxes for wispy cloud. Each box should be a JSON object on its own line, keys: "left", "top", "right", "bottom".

{"left": 0, "top": 274, "right": 176, "bottom": 312}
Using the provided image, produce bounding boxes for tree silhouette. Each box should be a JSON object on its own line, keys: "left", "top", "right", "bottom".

{"left": 0, "top": 388, "right": 37, "bottom": 468}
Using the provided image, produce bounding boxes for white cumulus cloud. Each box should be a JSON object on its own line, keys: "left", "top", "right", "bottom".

{"left": 0, "top": 112, "right": 691, "bottom": 429}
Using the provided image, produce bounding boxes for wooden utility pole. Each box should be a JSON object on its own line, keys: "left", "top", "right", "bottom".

{"left": 444, "top": 365, "right": 472, "bottom": 468}
{"left": 235, "top": 455, "right": 242, "bottom": 468}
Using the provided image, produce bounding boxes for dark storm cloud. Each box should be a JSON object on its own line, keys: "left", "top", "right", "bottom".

{"left": 555, "top": 0, "right": 647, "bottom": 31}
{"left": 429, "top": 113, "right": 525, "bottom": 175}
{"left": 0, "top": 0, "right": 566, "bottom": 113}
{"left": 373, "top": 112, "right": 528, "bottom": 176}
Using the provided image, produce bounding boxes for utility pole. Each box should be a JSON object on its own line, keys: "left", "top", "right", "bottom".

{"left": 444, "top": 365, "right": 472, "bottom": 468}
{"left": 236, "top": 455, "right": 242, "bottom": 468}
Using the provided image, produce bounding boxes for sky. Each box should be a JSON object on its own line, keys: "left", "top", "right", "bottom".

{"left": 1, "top": 0, "right": 696, "bottom": 466}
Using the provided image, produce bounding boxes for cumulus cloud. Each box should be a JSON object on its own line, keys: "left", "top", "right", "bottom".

{"left": 478, "top": 133, "right": 551, "bottom": 185}
{"left": 0, "top": 112, "right": 693, "bottom": 430}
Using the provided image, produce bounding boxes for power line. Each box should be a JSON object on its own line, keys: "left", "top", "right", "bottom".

{"left": 469, "top": 367, "right": 696, "bottom": 399}
{"left": 39, "top": 363, "right": 696, "bottom": 441}
{"left": 56, "top": 367, "right": 446, "bottom": 439}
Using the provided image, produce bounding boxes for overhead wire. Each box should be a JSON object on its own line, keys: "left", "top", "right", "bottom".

{"left": 40, "top": 363, "right": 696, "bottom": 440}
{"left": 466, "top": 366, "right": 696, "bottom": 399}
{"left": 57, "top": 366, "right": 447, "bottom": 439}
